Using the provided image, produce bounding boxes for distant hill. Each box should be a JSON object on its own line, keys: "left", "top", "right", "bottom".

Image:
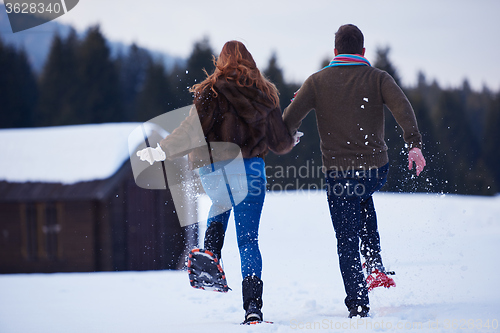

{"left": 0, "top": 4, "right": 184, "bottom": 74}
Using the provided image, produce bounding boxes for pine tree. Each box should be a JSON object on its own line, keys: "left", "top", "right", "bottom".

{"left": 406, "top": 78, "right": 443, "bottom": 193}
{"left": 407, "top": 73, "right": 497, "bottom": 195}
{"left": 0, "top": 37, "right": 37, "bottom": 128}
{"left": 374, "top": 46, "right": 402, "bottom": 86}
{"left": 36, "top": 30, "right": 79, "bottom": 126}
{"left": 435, "top": 89, "right": 488, "bottom": 194}
{"left": 169, "top": 36, "right": 215, "bottom": 108}
{"left": 136, "top": 59, "right": 172, "bottom": 122}
{"left": 264, "top": 53, "right": 286, "bottom": 105}
{"left": 483, "top": 92, "right": 500, "bottom": 192}
{"left": 76, "top": 26, "right": 122, "bottom": 124}
{"left": 373, "top": 46, "right": 410, "bottom": 192}
{"left": 186, "top": 36, "right": 215, "bottom": 87}
{"left": 117, "top": 43, "right": 151, "bottom": 122}
{"left": 263, "top": 52, "right": 299, "bottom": 110}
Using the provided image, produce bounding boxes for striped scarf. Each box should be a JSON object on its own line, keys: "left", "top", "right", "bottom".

{"left": 291, "top": 54, "right": 372, "bottom": 103}
{"left": 324, "top": 54, "right": 371, "bottom": 68}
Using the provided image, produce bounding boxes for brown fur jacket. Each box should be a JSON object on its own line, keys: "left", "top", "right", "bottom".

{"left": 160, "top": 79, "right": 294, "bottom": 168}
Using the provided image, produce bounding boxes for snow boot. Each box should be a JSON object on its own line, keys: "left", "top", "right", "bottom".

{"left": 348, "top": 305, "right": 370, "bottom": 318}
{"left": 363, "top": 253, "right": 384, "bottom": 275}
{"left": 363, "top": 255, "right": 395, "bottom": 276}
{"left": 204, "top": 222, "right": 225, "bottom": 259}
{"left": 366, "top": 269, "right": 396, "bottom": 291}
{"left": 242, "top": 276, "right": 263, "bottom": 323}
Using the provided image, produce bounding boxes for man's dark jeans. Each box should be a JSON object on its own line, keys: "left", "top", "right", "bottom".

{"left": 325, "top": 163, "right": 389, "bottom": 310}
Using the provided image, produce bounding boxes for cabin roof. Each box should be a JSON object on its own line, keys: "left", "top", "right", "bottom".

{"left": 0, "top": 123, "right": 144, "bottom": 202}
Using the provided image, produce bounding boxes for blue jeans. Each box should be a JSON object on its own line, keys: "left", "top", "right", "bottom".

{"left": 200, "top": 158, "right": 266, "bottom": 279}
{"left": 325, "top": 163, "right": 389, "bottom": 310}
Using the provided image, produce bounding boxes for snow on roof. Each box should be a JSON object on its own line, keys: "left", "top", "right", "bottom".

{"left": 0, "top": 123, "right": 146, "bottom": 184}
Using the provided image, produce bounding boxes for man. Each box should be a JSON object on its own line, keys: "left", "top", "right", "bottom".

{"left": 283, "top": 24, "right": 426, "bottom": 318}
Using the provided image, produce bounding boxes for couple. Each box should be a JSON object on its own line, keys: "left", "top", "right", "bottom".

{"left": 144, "top": 24, "right": 426, "bottom": 322}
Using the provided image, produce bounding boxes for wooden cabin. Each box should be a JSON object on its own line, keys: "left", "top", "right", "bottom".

{"left": 0, "top": 123, "right": 198, "bottom": 274}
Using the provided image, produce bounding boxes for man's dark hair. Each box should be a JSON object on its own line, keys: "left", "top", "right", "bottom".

{"left": 335, "top": 24, "right": 364, "bottom": 55}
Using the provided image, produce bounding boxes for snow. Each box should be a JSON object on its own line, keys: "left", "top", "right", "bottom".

{"left": 1, "top": 192, "right": 499, "bottom": 332}
{"left": 0, "top": 123, "right": 143, "bottom": 184}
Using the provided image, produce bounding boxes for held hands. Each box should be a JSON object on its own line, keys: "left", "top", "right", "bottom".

{"left": 408, "top": 147, "right": 426, "bottom": 176}
{"left": 136, "top": 143, "right": 166, "bottom": 165}
{"left": 293, "top": 131, "right": 304, "bottom": 146}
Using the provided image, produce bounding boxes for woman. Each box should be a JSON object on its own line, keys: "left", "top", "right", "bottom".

{"left": 154, "top": 41, "right": 296, "bottom": 323}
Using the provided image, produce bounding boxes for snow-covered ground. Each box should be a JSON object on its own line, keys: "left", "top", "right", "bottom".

{"left": 1, "top": 191, "right": 499, "bottom": 333}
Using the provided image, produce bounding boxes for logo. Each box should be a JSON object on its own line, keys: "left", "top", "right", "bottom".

{"left": 4, "top": 0, "right": 79, "bottom": 33}
{"left": 128, "top": 106, "right": 249, "bottom": 228}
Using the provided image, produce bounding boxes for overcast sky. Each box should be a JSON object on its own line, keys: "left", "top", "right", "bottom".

{"left": 3, "top": 0, "right": 500, "bottom": 91}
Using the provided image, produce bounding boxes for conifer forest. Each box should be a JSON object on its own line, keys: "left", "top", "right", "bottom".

{"left": 1, "top": 27, "right": 498, "bottom": 196}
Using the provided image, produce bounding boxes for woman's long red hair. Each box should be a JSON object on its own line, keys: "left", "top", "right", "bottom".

{"left": 190, "top": 40, "right": 279, "bottom": 107}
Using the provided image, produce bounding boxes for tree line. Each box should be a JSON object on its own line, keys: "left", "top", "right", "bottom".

{"left": 0, "top": 26, "right": 498, "bottom": 195}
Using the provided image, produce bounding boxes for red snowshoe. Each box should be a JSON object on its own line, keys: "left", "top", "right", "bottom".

{"left": 187, "top": 248, "right": 230, "bottom": 293}
{"left": 366, "top": 269, "right": 396, "bottom": 291}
